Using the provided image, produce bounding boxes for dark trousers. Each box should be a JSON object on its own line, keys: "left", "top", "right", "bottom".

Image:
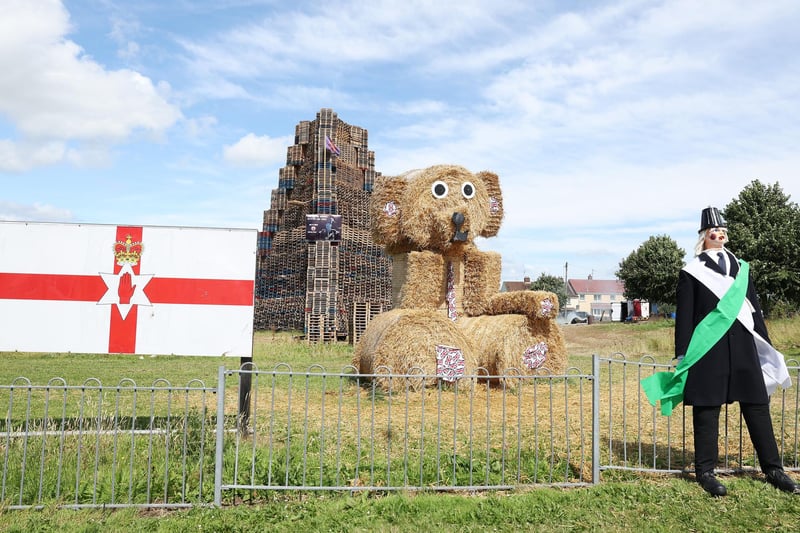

{"left": 693, "top": 403, "right": 783, "bottom": 476}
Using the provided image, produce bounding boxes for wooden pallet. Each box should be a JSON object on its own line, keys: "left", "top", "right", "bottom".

{"left": 351, "top": 301, "right": 383, "bottom": 345}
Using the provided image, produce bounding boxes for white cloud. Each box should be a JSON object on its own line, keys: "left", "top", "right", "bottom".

{"left": 4, "top": 0, "right": 800, "bottom": 285}
{"left": 0, "top": 140, "right": 66, "bottom": 172}
{"left": 0, "top": 200, "right": 72, "bottom": 222}
{"left": 0, "top": 0, "right": 182, "bottom": 169}
{"left": 223, "top": 133, "right": 292, "bottom": 167}
{"left": 178, "top": 0, "right": 529, "bottom": 79}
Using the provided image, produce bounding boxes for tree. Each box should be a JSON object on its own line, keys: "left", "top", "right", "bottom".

{"left": 616, "top": 235, "right": 685, "bottom": 307}
{"left": 530, "top": 273, "right": 568, "bottom": 311}
{"left": 723, "top": 180, "right": 800, "bottom": 316}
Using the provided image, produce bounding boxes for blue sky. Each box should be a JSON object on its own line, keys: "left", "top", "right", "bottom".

{"left": 2, "top": 0, "right": 799, "bottom": 283}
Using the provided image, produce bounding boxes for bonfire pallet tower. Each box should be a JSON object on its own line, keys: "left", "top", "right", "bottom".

{"left": 255, "top": 109, "right": 392, "bottom": 343}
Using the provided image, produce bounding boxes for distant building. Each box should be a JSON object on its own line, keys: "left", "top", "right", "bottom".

{"left": 567, "top": 275, "right": 625, "bottom": 321}
{"left": 500, "top": 276, "right": 531, "bottom": 292}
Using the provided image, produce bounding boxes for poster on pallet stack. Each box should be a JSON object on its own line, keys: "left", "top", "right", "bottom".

{"left": 0, "top": 221, "right": 257, "bottom": 356}
{"left": 305, "top": 214, "right": 342, "bottom": 242}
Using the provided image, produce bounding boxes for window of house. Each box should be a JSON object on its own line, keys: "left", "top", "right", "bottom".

{"left": 610, "top": 295, "right": 616, "bottom": 301}
{"left": 594, "top": 294, "right": 602, "bottom": 301}
{"left": 579, "top": 294, "right": 585, "bottom": 301}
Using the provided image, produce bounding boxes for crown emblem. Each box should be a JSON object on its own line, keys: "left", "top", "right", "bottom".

{"left": 113, "top": 234, "right": 144, "bottom": 266}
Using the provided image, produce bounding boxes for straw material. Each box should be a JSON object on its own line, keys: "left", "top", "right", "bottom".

{"left": 370, "top": 165, "right": 503, "bottom": 255}
{"left": 353, "top": 308, "right": 480, "bottom": 390}
{"left": 475, "top": 171, "right": 503, "bottom": 237}
{"left": 486, "top": 289, "right": 559, "bottom": 319}
{"left": 369, "top": 175, "right": 414, "bottom": 254}
{"left": 394, "top": 251, "right": 445, "bottom": 310}
{"left": 460, "top": 311, "right": 567, "bottom": 377}
{"left": 462, "top": 246, "right": 500, "bottom": 315}
{"left": 357, "top": 164, "right": 567, "bottom": 389}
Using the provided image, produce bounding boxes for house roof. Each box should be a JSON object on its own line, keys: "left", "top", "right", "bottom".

{"left": 500, "top": 281, "right": 531, "bottom": 292}
{"left": 567, "top": 278, "right": 625, "bottom": 296}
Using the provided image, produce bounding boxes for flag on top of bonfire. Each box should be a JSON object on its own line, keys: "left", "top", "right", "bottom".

{"left": 325, "top": 135, "right": 340, "bottom": 156}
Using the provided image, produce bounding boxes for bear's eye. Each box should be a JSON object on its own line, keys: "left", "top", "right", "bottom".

{"left": 461, "top": 182, "right": 475, "bottom": 199}
{"left": 431, "top": 181, "right": 449, "bottom": 198}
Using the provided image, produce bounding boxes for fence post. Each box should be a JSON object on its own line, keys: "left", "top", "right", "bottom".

{"left": 592, "top": 353, "right": 600, "bottom": 484}
{"left": 238, "top": 357, "right": 252, "bottom": 435}
{"left": 214, "top": 365, "right": 227, "bottom": 507}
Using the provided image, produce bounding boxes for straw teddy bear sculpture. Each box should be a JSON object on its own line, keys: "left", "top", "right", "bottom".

{"left": 354, "top": 164, "right": 567, "bottom": 387}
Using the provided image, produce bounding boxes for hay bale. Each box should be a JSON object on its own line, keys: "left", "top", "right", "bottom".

{"left": 463, "top": 247, "right": 501, "bottom": 314}
{"left": 487, "top": 290, "right": 559, "bottom": 319}
{"left": 353, "top": 309, "right": 480, "bottom": 390}
{"left": 356, "top": 164, "right": 567, "bottom": 391}
{"left": 369, "top": 165, "right": 503, "bottom": 255}
{"left": 392, "top": 251, "right": 445, "bottom": 310}
{"left": 460, "top": 313, "right": 568, "bottom": 378}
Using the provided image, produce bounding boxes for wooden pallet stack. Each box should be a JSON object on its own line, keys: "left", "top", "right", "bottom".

{"left": 351, "top": 300, "right": 384, "bottom": 346}
{"left": 254, "top": 109, "right": 392, "bottom": 342}
{"left": 305, "top": 240, "right": 340, "bottom": 343}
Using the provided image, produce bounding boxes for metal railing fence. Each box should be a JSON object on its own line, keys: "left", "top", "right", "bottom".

{"left": 598, "top": 354, "right": 800, "bottom": 476}
{"left": 214, "top": 364, "right": 594, "bottom": 506}
{"left": 1, "top": 355, "right": 798, "bottom": 509}
{"left": 1, "top": 377, "right": 216, "bottom": 510}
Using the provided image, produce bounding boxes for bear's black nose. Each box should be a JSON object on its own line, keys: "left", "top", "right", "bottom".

{"left": 451, "top": 212, "right": 468, "bottom": 242}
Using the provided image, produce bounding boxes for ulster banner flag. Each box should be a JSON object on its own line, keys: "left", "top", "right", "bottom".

{"left": 0, "top": 222, "right": 256, "bottom": 357}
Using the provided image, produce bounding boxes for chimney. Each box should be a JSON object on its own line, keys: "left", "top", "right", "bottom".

{"left": 523, "top": 276, "right": 530, "bottom": 284}
{"left": 587, "top": 274, "right": 593, "bottom": 280}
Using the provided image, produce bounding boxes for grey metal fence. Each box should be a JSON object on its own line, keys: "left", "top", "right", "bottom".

{"left": 1, "top": 377, "right": 216, "bottom": 510}
{"left": 2, "top": 355, "right": 799, "bottom": 509}
{"left": 214, "top": 364, "right": 595, "bottom": 506}
{"left": 597, "top": 354, "right": 800, "bottom": 476}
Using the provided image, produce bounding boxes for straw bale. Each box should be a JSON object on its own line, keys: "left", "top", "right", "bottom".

{"left": 477, "top": 171, "right": 503, "bottom": 236}
{"left": 462, "top": 247, "right": 500, "bottom": 315}
{"left": 369, "top": 165, "right": 503, "bottom": 255}
{"left": 487, "top": 289, "right": 559, "bottom": 319}
{"left": 369, "top": 174, "right": 414, "bottom": 253}
{"left": 353, "top": 309, "right": 480, "bottom": 390}
{"left": 459, "top": 313, "right": 567, "bottom": 377}
{"left": 394, "top": 251, "right": 445, "bottom": 310}
{"left": 355, "top": 163, "right": 567, "bottom": 388}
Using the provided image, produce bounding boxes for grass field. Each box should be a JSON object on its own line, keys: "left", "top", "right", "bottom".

{"left": 1, "top": 317, "right": 799, "bottom": 531}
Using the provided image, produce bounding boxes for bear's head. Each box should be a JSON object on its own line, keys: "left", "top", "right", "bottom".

{"left": 369, "top": 165, "right": 504, "bottom": 255}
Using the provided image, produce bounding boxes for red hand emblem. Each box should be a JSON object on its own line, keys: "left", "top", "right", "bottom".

{"left": 118, "top": 272, "right": 136, "bottom": 304}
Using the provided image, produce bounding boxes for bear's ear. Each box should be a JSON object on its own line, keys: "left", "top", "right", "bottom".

{"left": 476, "top": 170, "right": 503, "bottom": 237}
{"left": 369, "top": 174, "right": 412, "bottom": 251}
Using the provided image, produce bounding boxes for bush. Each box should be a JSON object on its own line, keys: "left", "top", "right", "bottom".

{"left": 767, "top": 298, "right": 799, "bottom": 319}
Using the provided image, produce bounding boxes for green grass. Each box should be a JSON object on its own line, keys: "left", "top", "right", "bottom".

{"left": 0, "top": 331, "right": 355, "bottom": 387}
{"left": 2, "top": 320, "right": 800, "bottom": 531}
{"left": 2, "top": 477, "right": 800, "bottom": 532}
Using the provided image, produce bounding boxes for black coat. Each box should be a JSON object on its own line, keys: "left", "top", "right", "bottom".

{"left": 674, "top": 250, "right": 771, "bottom": 406}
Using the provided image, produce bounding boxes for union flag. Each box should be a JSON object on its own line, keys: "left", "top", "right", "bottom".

{"left": 325, "top": 135, "right": 340, "bottom": 156}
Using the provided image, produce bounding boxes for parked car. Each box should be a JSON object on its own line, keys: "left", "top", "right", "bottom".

{"left": 556, "top": 311, "right": 589, "bottom": 325}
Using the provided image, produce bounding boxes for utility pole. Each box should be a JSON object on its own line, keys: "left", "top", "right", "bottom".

{"left": 564, "top": 261, "right": 569, "bottom": 315}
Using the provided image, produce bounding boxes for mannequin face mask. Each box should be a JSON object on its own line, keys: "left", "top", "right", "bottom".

{"left": 704, "top": 227, "right": 727, "bottom": 250}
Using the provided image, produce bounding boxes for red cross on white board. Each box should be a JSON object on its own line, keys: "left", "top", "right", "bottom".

{"left": 0, "top": 224, "right": 255, "bottom": 355}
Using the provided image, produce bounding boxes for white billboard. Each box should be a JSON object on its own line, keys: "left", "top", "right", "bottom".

{"left": 0, "top": 222, "right": 256, "bottom": 356}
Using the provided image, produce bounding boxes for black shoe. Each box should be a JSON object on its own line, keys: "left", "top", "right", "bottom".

{"left": 698, "top": 472, "right": 727, "bottom": 497}
{"left": 765, "top": 469, "right": 800, "bottom": 494}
